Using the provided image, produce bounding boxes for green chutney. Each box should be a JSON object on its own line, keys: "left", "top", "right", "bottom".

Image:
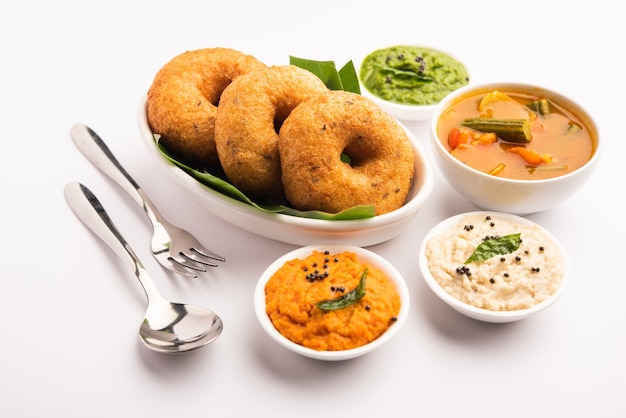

{"left": 360, "top": 46, "right": 469, "bottom": 106}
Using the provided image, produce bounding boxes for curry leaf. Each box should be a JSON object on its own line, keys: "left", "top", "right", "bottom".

{"left": 338, "top": 60, "right": 361, "bottom": 94}
{"left": 290, "top": 55, "right": 360, "bottom": 94}
{"left": 370, "top": 62, "right": 435, "bottom": 82}
{"left": 465, "top": 233, "right": 521, "bottom": 264}
{"left": 316, "top": 268, "right": 368, "bottom": 311}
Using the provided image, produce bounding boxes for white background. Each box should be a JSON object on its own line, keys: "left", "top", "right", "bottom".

{"left": 1, "top": 1, "right": 623, "bottom": 417}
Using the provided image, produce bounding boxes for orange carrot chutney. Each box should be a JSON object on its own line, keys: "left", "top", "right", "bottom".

{"left": 264, "top": 250, "right": 400, "bottom": 351}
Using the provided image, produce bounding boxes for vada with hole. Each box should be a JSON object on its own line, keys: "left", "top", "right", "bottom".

{"left": 279, "top": 90, "right": 415, "bottom": 215}
{"left": 147, "top": 47, "right": 267, "bottom": 169}
{"left": 214, "top": 65, "right": 329, "bottom": 203}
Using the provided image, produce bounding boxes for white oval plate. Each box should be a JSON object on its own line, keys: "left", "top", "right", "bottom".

{"left": 137, "top": 97, "right": 434, "bottom": 246}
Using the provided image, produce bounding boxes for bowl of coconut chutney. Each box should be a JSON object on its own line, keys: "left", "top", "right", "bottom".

{"left": 419, "top": 211, "right": 570, "bottom": 323}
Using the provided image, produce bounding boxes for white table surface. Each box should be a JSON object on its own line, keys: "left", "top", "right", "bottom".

{"left": 2, "top": 1, "right": 623, "bottom": 417}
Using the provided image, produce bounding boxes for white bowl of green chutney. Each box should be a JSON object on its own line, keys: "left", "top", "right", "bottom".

{"left": 358, "top": 45, "right": 470, "bottom": 121}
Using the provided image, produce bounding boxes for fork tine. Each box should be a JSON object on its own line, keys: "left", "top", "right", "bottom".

{"left": 190, "top": 247, "right": 226, "bottom": 263}
{"left": 167, "top": 260, "right": 202, "bottom": 279}
{"left": 168, "top": 255, "right": 208, "bottom": 275}
{"left": 179, "top": 251, "right": 220, "bottom": 268}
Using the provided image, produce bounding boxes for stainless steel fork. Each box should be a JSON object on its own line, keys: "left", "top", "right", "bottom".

{"left": 71, "top": 123, "right": 225, "bottom": 278}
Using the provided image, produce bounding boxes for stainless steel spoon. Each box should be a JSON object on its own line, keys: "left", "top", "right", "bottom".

{"left": 64, "top": 181, "right": 223, "bottom": 353}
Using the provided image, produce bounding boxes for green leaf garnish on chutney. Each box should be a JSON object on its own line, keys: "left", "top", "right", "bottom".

{"left": 465, "top": 233, "right": 521, "bottom": 264}
{"left": 370, "top": 62, "right": 435, "bottom": 82}
{"left": 316, "top": 268, "right": 368, "bottom": 311}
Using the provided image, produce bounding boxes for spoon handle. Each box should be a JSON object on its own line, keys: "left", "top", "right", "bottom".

{"left": 64, "top": 181, "right": 162, "bottom": 300}
{"left": 69, "top": 123, "right": 164, "bottom": 232}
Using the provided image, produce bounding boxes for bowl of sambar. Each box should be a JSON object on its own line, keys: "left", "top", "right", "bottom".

{"left": 430, "top": 82, "right": 600, "bottom": 214}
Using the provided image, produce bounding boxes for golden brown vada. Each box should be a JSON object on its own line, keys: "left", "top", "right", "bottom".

{"left": 278, "top": 90, "right": 414, "bottom": 215}
{"left": 214, "top": 65, "right": 328, "bottom": 203}
{"left": 147, "top": 47, "right": 266, "bottom": 168}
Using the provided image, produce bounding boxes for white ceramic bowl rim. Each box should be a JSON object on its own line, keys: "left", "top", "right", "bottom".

{"left": 253, "top": 244, "right": 410, "bottom": 360}
{"left": 419, "top": 211, "right": 571, "bottom": 321}
{"left": 430, "top": 82, "right": 602, "bottom": 185}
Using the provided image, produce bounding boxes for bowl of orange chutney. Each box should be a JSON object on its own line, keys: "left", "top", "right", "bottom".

{"left": 430, "top": 82, "right": 601, "bottom": 214}
{"left": 253, "top": 244, "right": 409, "bottom": 361}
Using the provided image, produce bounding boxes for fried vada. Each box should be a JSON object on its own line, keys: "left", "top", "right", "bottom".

{"left": 278, "top": 90, "right": 414, "bottom": 215}
{"left": 147, "top": 47, "right": 266, "bottom": 169}
{"left": 214, "top": 65, "right": 328, "bottom": 203}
